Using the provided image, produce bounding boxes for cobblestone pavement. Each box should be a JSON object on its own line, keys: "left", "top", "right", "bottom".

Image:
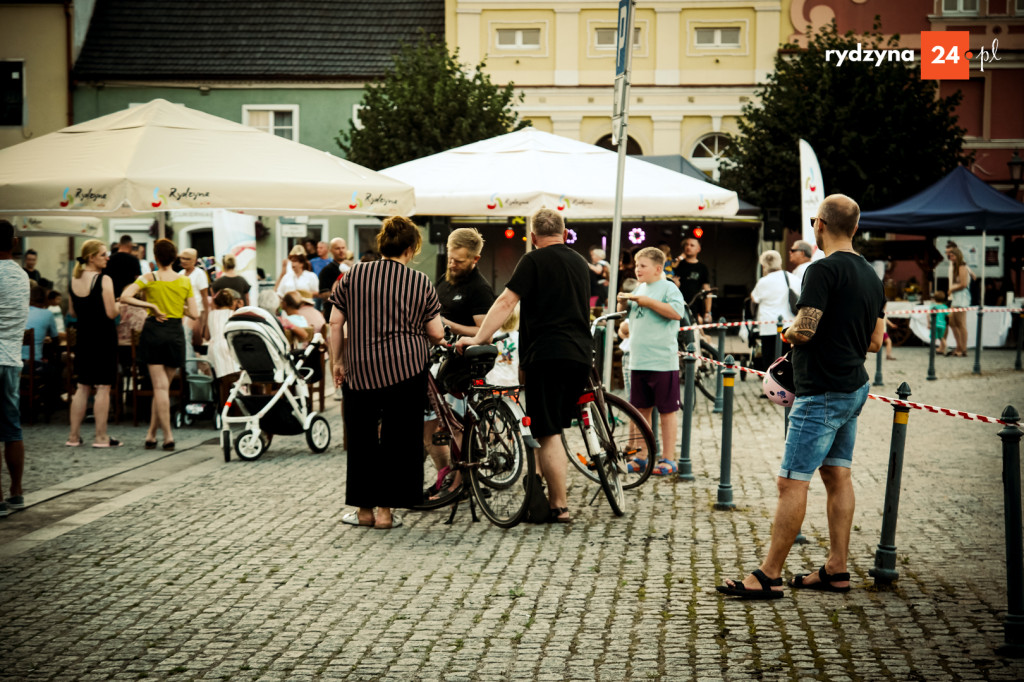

{"left": 1, "top": 347, "right": 1023, "bottom": 680}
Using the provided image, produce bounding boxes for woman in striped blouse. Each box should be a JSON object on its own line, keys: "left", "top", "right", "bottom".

{"left": 329, "top": 217, "right": 444, "bottom": 530}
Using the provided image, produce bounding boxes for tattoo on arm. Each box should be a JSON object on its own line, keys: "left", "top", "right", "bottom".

{"left": 789, "top": 307, "right": 823, "bottom": 341}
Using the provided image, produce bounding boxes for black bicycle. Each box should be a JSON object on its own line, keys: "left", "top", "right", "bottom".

{"left": 413, "top": 336, "right": 537, "bottom": 528}
{"left": 678, "top": 288, "right": 721, "bottom": 401}
{"left": 562, "top": 311, "right": 657, "bottom": 516}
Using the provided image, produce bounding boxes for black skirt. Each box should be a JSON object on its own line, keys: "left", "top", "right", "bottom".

{"left": 137, "top": 317, "right": 186, "bottom": 369}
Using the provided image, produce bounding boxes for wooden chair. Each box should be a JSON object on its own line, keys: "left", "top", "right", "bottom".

{"left": 129, "top": 329, "right": 183, "bottom": 426}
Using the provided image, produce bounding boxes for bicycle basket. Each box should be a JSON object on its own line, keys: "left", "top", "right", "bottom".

{"left": 437, "top": 345, "right": 498, "bottom": 395}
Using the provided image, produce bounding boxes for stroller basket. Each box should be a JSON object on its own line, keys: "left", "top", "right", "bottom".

{"left": 235, "top": 394, "right": 305, "bottom": 436}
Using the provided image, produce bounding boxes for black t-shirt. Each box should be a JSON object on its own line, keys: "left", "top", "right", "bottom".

{"left": 505, "top": 244, "right": 591, "bottom": 368}
{"left": 675, "top": 260, "right": 709, "bottom": 305}
{"left": 435, "top": 268, "right": 495, "bottom": 328}
{"left": 792, "top": 252, "right": 885, "bottom": 395}
{"left": 319, "top": 261, "right": 349, "bottom": 322}
{"left": 211, "top": 275, "right": 251, "bottom": 297}
{"left": 105, "top": 252, "right": 141, "bottom": 298}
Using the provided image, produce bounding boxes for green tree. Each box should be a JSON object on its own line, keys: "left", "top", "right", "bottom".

{"left": 719, "top": 20, "right": 970, "bottom": 223}
{"left": 337, "top": 36, "right": 529, "bottom": 170}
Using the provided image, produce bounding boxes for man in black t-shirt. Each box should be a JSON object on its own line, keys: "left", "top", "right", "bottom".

{"left": 718, "top": 194, "right": 885, "bottom": 600}
{"left": 672, "top": 237, "right": 712, "bottom": 322}
{"left": 106, "top": 235, "right": 142, "bottom": 298}
{"left": 435, "top": 228, "right": 494, "bottom": 337}
{"left": 456, "top": 209, "right": 590, "bottom": 524}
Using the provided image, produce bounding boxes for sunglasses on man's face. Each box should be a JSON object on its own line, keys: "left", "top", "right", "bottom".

{"left": 809, "top": 217, "right": 827, "bottom": 228}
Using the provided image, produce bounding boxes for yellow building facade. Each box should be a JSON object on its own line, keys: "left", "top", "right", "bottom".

{"left": 446, "top": 0, "right": 786, "bottom": 178}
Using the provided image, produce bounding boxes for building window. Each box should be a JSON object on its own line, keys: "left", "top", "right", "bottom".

{"left": 496, "top": 28, "right": 541, "bottom": 48}
{"left": 0, "top": 61, "right": 24, "bottom": 127}
{"left": 695, "top": 27, "right": 741, "bottom": 48}
{"left": 943, "top": 0, "right": 979, "bottom": 14}
{"left": 595, "top": 27, "right": 640, "bottom": 49}
{"left": 1016, "top": 0, "right": 1024, "bottom": 13}
{"left": 691, "top": 134, "right": 731, "bottom": 182}
{"left": 243, "top": 105, "right": 299, "bottom": 141}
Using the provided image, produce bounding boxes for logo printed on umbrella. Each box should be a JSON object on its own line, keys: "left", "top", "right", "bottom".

{"left": 60, "top": 188, "right": 74, "bottom": 207}
{"left": 348, "top": 191, "right": 363, "bottom": 210}
{"left": 697, "top": 193, "right": 708, "bottom": 211}
{"left": 151, "top": 188, "right": 165, "bottom": 208}
{"left": 487, "top": 193, "right": 504, "bottom": 210}
{"left": 557, "top": 195, "right": 571, "bottom": 211}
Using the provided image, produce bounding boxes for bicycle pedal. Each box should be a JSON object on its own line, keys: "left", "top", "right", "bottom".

{"left": 575, "top": 452, "right": 595, "bottom": 469}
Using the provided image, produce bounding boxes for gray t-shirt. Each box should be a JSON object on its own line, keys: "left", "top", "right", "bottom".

{"left": 0, "top": 261, "right": 30, "bottom": 368}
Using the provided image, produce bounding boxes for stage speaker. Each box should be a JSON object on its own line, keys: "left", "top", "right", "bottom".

{"left": 763, "top": 208, "right": 783, "bottom": 241}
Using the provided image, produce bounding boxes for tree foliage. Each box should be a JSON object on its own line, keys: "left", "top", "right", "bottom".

{"left": 719, "top": 20, "right": 970, "bottom": 223}
{"left": 337, "top": 35, "right": 529, "bottom": 170}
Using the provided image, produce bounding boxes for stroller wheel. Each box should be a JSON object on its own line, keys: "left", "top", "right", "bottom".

{"left": 173, "top": 412, "right": 183, "bottom": 429}
{"left": 214, "top": 412, "right": 222, "bottom": 430}
{"left": 306, "top": 415, "right": 331, "bottom": 453}
{"left": 235, "top": 432, "right": 267, "bottom": 461}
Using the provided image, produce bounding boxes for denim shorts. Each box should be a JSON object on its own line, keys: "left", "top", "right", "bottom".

{"left": 0, "top": 365, "right": 22, "bottom": 442}
{"left": 779, "top": 381, "right": 870, "bottom": 481}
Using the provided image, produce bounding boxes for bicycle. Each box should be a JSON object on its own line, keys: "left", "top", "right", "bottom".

{"left": 561, "top": 311, "right": 657, "bottom": 516}
{"left": 678, "top": 288, "right": 721, "bottom": 401}
{"left": 412, "top": 335, "right": 538, "bottom": 528}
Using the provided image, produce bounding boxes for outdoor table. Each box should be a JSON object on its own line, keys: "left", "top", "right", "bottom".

{"left": 887, "top": 300, "right": 1012, "bottom": 350}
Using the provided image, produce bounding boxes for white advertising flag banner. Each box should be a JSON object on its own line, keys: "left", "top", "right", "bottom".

{"left": 799, "top": 139, "right": 825, "bottom": 257}
{"left": 212, "top": 210, "right": 258, "bottom": 292}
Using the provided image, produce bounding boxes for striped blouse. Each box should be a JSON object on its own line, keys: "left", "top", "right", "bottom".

{"left": 329, "top": 259, "right": 441, "bottom": 391}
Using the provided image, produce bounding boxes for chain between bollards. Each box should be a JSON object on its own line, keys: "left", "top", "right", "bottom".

{"left": 714, "top": 355, "right": 736, "bottom": 510}
{"left": 870, "top": 381, "right": 912, "bottom": 587}
{"left": 677, "top": 342, "right": 696, "bottom": 481}
{"left": 927, "top": 315, "right": 937, "bottom": 381}
{"left": 997, "top": 406, "right": 1024, "bottom": 658}
{"left": 973, "top": 308, "right": 984, "bottom": 375}
{"left": 713, "top": 317, "right": 726, "bottom": 413}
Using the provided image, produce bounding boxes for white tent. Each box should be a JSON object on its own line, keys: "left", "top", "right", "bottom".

{"left": 0, "top": 99, "right": 415, "bottom": 218}
{"left": 12, "top": 216, "right": 102, "bottom": 238}
{"left": 380, "top": 127, "right": 738, "bottom": 218}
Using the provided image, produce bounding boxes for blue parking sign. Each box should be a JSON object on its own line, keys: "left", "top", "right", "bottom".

{"left": 616, "top": 0, "right": 632, "bottom": 77}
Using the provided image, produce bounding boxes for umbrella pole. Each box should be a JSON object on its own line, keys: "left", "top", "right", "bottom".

{"left": 157, "top": 212, "right": 166, "bottom": 240}
{"left": 526, "top": 215, "right": 533, "bottom": 253}
{"left": 601, "top": 124, "right": 628, "bottom": 390}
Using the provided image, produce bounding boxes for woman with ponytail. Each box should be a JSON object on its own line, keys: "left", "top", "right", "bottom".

{"left": 328, "top": 216, "right": 445, "bottom": 529}
{"left": 66, "top": 239, "right": 120, "bottom": 447}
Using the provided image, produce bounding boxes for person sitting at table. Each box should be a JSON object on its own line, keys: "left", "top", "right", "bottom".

{"left": 281, "top": 291, "right": 325, "bottom": 337}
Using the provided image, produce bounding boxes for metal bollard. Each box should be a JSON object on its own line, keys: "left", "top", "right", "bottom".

{"left": 973, "top": 307, "right": 984, "bottom": 375}
{"left": 775, "top": 315, "right": 784, "bottom": 361}
{"left": 714, "top": 355, "right": 736, "bottom": 510}
{"left": 997, "top": 406, "right": 1024, "bottom": 657}
{"left": 678, "top": 343, "right": 696, "bottom": 481}
{"left": 870, "top": 382, "right": 912, "bottom": 586}
{"left": 873, "top": 347, "right": 884, "bottom": 387}
{"left": 927, "top": 315, "right": 937, "bottom": 381}
{"left": 714, "top": 317, "right": 726, "bottom": 413}
{"left": 1015, "top": 312, "right": 1022, "bottom": 372}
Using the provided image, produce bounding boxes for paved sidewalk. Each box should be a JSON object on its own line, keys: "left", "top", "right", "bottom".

{"left": 1, "top": 347, "right": 1023, "bottom": 680}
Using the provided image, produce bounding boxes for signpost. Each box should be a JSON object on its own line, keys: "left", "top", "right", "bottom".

{"left": 602, "top": 0, "right": 635, "bottom": 390}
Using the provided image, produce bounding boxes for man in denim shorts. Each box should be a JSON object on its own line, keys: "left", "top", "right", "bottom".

{"left": 718, "top": 195, "right": 885, "bottom": 599}
{"left": 0, "top": 220, "right": 30, "bottom": 518}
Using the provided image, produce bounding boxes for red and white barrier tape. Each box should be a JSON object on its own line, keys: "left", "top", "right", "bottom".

{"left": 677, "top": 307, "right": 1023, "bottom": 332}
{"left": 679, "top": 351, "right": 1020, "bottom": 427}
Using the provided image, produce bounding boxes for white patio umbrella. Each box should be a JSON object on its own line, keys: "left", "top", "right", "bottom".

{"left": 0, "top": 99, "right": 414, "bottom": 218}
{"left": 12, "top": 215, "right": 102, "bottom": 238}
{"left": 380, "top": 127, "right": 738, "bottom": 218}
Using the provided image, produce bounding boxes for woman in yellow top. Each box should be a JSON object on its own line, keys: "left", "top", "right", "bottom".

{"left": 120, "top": 239, "right": 198, "bottom": 450}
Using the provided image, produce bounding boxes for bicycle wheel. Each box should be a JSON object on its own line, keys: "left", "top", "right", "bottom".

{"left": 691, "top": 340, "right": 720, "bottom": 401}
{"left": 601, "top": 393, "right": 657, "bottom": 489}
{"left": 592, "top": 413, "right": 626, "bottom": 517}
{"left": 411, "top": 418, "right": 465, "bottom": 512}
{"left": 563, "top": 407, "right": 601, "bottom": 484}
{"left": 467, "top": 397, "right": 533, "bottom": 528}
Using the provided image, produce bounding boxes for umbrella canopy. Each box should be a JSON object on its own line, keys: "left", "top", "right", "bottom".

{"left": 380, "top": 127, "right": 738, "bottom": 218}
{"left": 0, "top": 99, "right": 415, "bottom": 218}
{"left": 859, "top": 166, "right": 1024, "bottom": 234}
{"left": 12, "top": 215, "right": 102, "bottom": 238}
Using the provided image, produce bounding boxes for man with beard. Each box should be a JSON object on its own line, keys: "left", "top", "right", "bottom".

{"left": 435, "top": 228, "right": 494, "bottom": 337}
{"left": 423, "top": 228, "right": 495, "bottom": 500}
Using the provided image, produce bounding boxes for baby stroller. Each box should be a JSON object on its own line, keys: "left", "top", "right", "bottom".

{"left": 175, "top": 359, "right": 221, "bottom": 429}
{"left": 219, "top": 306, "right": 331, "bottom": 461}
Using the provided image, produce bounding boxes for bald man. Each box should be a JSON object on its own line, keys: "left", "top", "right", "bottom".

{"left": 318, "top": 237, "right": 351, "bottom": 322}
{"left": 718, "top": 194, "right": 885, "bottom": 600}
{"left": 178, "top": 248, "right": 210, "bottom": 349}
